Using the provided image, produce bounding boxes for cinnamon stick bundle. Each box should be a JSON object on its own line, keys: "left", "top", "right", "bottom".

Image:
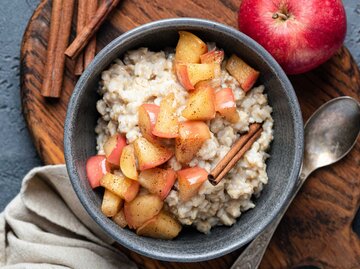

{"left": 65, "top": 0, "right": 120, "bottom": 59}
{"left": 41, "top": 0, "right": 75, "bottom": 97}
{"left": 208, "top": 123, "right": 263, "bottom": 186}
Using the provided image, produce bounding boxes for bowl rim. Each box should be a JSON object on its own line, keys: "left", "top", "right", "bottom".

{"left": 64, "top": 17, "right": 304, "bottom": 262}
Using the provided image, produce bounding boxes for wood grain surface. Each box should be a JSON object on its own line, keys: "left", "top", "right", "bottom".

{"left": 20, "top": 0, "right": 360, "bottom": 268}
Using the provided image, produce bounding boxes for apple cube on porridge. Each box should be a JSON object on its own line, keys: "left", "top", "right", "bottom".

{"left": 138, "top": 168, "right": 176, "bottom": 200}
{"left": 175, "top": 121, "right": 211, "bottom": 164}
{"left": 215, "top": 88, "right": 239, "bottom": 123}
{"left": 138, "top": 104, "right": 160, "bottom": 144}
{"left": 103, "top": 134, "right": 127, "bottom": 166}
{"left": 153, "top": 93, "right": 179, "bottom": 138}
{"left": 225, "top": 54, "right": 260, "bottom": 92}
{"left": 182, "top": 85, "right": 216, "bottom": 120}
{"left": 175, "top": 31, "right": 208, "bottom": 63}
{"left": 101, "top": 189, "right": 123, "bottom": 217}
{"left": 100, "top": 173, "right": 139, "bottom": 202}
{"left": 124, "top": 194, "right": 164, "bottom": 229}
{"left": 175, "top": 63, "right": 215, "bottom": 90}
{"left": 120, "top": 144, "right": 138, "bottom": 180}
{"left": 136, "top": 211, "right": 182, "bottom": 240}
{"left": 112, "top": 209, "right": 127, "bottom": 228}
{"left": 133, "top": 137, "right": 173, "bottom": 171}
{"left": 177, "top": 167, "right": 208, "bottom": 202}
{"left": 85, "top": 155, "right": 110, "bottom": 188}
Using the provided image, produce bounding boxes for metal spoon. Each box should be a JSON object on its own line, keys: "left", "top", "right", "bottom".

{"left": 231, "top": 96, "right": 360, "bottom": 269}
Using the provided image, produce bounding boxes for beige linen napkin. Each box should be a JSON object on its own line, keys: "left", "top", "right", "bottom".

{"left": 0, "top": 165, "right": 137, "bottom": 269}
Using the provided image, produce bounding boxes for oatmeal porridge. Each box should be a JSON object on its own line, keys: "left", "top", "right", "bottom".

{"left": 88, "top": 31, "right": 273, "bottom": 236}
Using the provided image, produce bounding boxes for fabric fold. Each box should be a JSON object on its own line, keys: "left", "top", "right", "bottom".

{"left": 0, "top": 165, "right": 137, "bottom": 269}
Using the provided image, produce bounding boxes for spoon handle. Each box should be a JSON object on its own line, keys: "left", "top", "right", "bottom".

{"left": 230, "top": 215, "right": 281, "bottom": 269}
{"left": 230, "top": 170, "right": 310, "bottom": 269}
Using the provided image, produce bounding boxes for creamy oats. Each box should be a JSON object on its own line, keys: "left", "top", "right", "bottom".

{"left": 95, "top": 47, "right": 273, "bottom": 234}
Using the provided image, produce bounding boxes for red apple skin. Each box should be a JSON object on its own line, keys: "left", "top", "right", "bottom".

{"left": 85, "top": 155, "right": 110, "bottom": 188}
{"left": 238, "top": 0, "right": 346, "bottom": 74}
{"left": 175, "top": 64, "right": 195, "bottom": 90}
{"left": 106, "top": 134, "right": 127, "bottom": 166}
{"left": 138, "top": 104, "right": 160, "bottom": 143}
{"left": 177, "top": 167, "right": 208, "bottom": 202}
{"left": 200, "top": 49, "right": 224, "bottom": 64}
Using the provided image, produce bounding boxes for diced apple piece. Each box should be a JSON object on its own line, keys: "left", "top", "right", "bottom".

{"left": 175, "top": 121, "right": 211, "bottom": 164}
{"left": 215, "top": 88, "right": 239, "bottom": 123}
{"left": 138, "top": 168, "right": 176, "bottom": 200}
{"left": 133, "top": 137, "right": 173, "bottom": 171}
{"left": 100, "top": 173, "right": 139, "bottom": 202}
{"left": 187, "top": 63, "right": 215, "bottom": 87}
{"left": 175, "top": 64, "right": 195, "bottom": 90}
{"left": 177, "top": 167, "right": 208, "bottom": 202}
{"left": 120, "top": 144, "right": 138, "bottom": 180}
{"left": 124, "top": 194, "right": 164, "bottom": 229}
{"left": 104, "top": 134, "right": 127, "bottom": 166}
{"left": 175, "top": 31, "right": 207, "bottom": 63}
{"left": 101, "top": 189, "right": 123, "bottom": 217}
{"left": 136, "top": 211, "right": 182, "bottom": 240}
{"left": 215, "top": 88, "right": 236, "bottom": 110}
{"left": 175, "top": 64, "right": 194, "bottom": 90}
{"left": 200, "top": 49, "right": 224, "bottom": 89}
{"left": 194, "top": 74, "right": 220, "bottom": 90}
{"left": 182, "top": 85, "right": 216, "bottom": 120}
{"left": 211, "top": 63, "right": 222, "bottom": 89}
{"left": 85, "top": 155, "right": 110, "bottom": 188}
{"left": 138, "top": 104, "right": 160, "bottom": 143}
{"left": 153, "top": 93, "right": 179, "bottom": 138}
{"left": 200, "top": 49, "right": 224, "bottom": 64}
{"left": 112, "top": 209, "right": 127, "bottom": 228}
{"left": 225, "top": 54, "right": 260, "bottom": 92}
{"left": 176, "top": 63, "right": 215, "bottom": 90}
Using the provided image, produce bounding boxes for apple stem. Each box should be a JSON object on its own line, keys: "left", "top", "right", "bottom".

{"left": 272, "top": 12, "right": 288, "bottom": 20}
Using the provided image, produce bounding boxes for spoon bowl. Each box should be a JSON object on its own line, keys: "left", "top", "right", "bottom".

{"left": 303, "top": 96, "right": 360, "bottom": 175}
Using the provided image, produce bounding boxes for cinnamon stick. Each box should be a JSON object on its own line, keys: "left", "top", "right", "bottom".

{"left": 208, "top": 123, "right": 262, "bottom": 186}
{"left": 65, "top": 0, "right": 120, "bottom": 59}
{"left": 41, "top": 0, "right": 63, "bottom": 96}
{"left": 74, "top": 0, "right": 87, "bottom": 75}
{"left": 41, "top": 0, "right": 75, "bottom": 97}
{"left": 84, "top": 0, "right": 98, "bottom": 69}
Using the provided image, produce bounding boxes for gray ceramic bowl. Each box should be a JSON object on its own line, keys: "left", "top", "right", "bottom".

{"left": 64, "top": 18, "right": 303, "bottom": 262}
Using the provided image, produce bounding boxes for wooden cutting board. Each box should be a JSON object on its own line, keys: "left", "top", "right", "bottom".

{"left": 20, "top": 0, "right": 360, "bottom": 268}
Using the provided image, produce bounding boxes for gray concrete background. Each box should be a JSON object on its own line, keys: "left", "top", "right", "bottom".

{"left": 0, "top": 0, "right": 359, "bottom": 236}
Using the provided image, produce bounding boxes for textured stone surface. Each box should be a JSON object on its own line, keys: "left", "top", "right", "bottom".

{"left": 0, "top": 0, "right": 359, "bottom": 235}
{"left": 344, "top": 2, "right": 360, "bottom": 63}
{"left": 0, "top": 0, "right": 42, "bottom": 211}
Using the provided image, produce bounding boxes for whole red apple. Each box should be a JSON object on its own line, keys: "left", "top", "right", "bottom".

{"left": 238, "top": 0, "right": 346, "bottom": 74}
